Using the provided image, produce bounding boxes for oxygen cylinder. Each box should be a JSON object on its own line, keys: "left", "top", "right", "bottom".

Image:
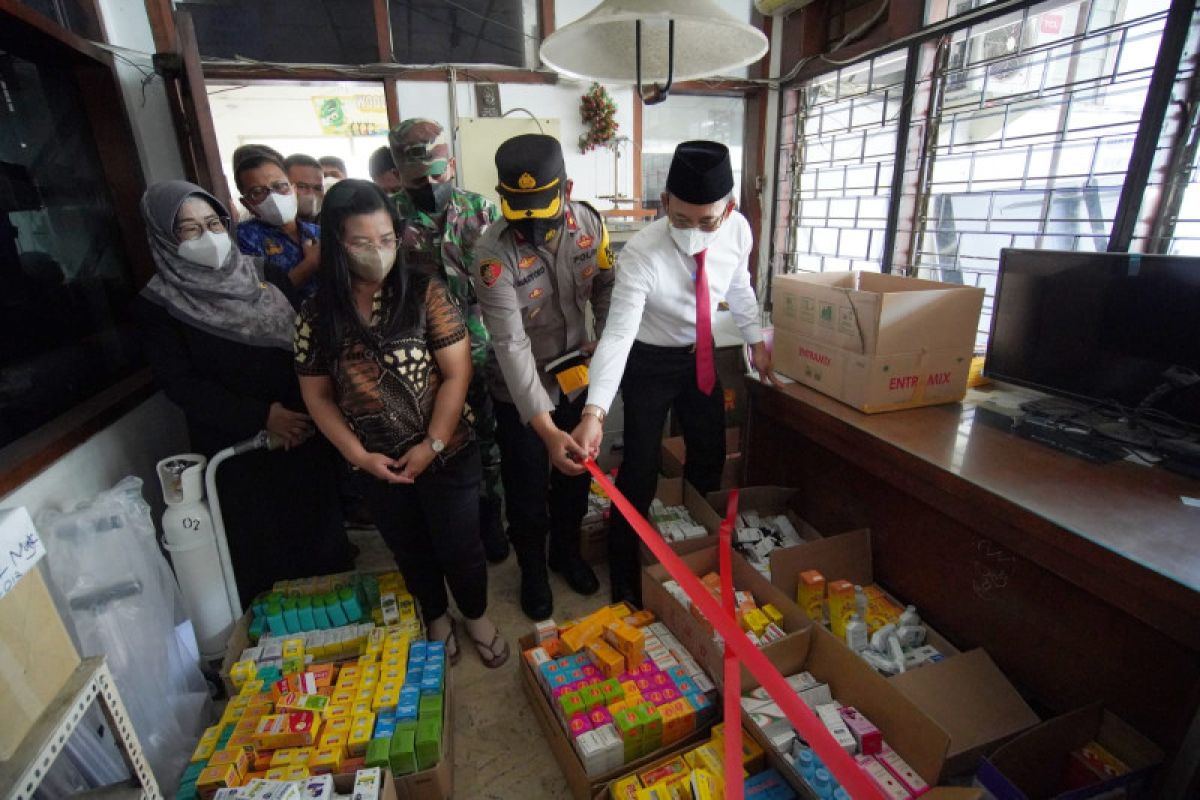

{"left": 158, "top": 454, "right": 234, "bottom": 661}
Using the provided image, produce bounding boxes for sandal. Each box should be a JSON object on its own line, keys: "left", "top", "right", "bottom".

{"left": 469, "top": 627, "right": 510, "bottom": 669}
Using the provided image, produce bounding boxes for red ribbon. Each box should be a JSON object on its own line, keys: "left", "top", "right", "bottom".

{"left": 585, "top": 460, "right": 883, "bottom": 800}
{"left": 719, "top": 491, "right": 744, "bottom": 800}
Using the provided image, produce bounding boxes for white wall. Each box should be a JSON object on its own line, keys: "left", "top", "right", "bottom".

{"left": 0, "top": 394, "right": 188, "bottom": 526}
{"left": 97, "top": 0, "right": 185, "bottom": 184}
{"left": 449, "top": 78, "right": 637, "bottom": 205}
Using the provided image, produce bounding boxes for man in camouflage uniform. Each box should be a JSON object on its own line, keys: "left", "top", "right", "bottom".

{"left": 471, "top": 134, "right": 614, "bottom": 621}
{"left": 388, "top": 118, "right": 508, "bottom": 563}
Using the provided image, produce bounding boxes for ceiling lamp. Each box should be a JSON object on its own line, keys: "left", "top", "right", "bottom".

{"left": 540, "top": 0, "right": 769, "bottom": 105}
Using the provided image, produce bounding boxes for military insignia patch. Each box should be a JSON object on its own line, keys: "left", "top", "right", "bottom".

{"left": 581, "top": 265, "right": 595, "bottom": 279}
{"left": 519, "top": 255, "right": 537, "bottom": 270}
{"left": 480, "top": 260, "right": 502, "bottom": 288}
{"left": 529, "top": 287, "right": 544, "bottom": 300}
{"left": 576, "top": 234, "right": 594, "bottom": 249}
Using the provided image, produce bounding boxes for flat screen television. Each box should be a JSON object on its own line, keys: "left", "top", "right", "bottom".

{"left": 986, "top": 249, "right": 1200, "bottom": 425}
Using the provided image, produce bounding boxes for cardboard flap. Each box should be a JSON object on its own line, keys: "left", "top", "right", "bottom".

{"left": 768, "top": 528, "right": 874, "bottom": 600}
{"left": 891, "top": 649, "right": 1039, "bottom": 766}
{"left": 1096, "top": 710, "right": 1164, "bottom": 771}
{"left": 876, "top": 287, "right": 985, "bottom": 354}
{"left": 810, "top": 626, "right": 951, "bottom": 785}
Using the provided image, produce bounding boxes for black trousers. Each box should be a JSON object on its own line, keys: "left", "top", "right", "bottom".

{"left": 358, "top": 444, "right": 488, "bottom": 622}
{"left": 608, "top": 341, "right": 726, "bottom": 588}
{"left": 493, "top": 393, "right": 591, "bottom": 566}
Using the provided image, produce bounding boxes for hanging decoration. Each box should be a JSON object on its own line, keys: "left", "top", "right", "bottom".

{"left": 578, "top": 82, "right": 619, "bottom": 153}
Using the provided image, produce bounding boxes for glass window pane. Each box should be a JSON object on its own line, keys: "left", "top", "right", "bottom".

{"left": 11, "top": 0, "right": 103, "bottom": 40}
{"left": 207, "top": 81, "right": 389, "bottom": 221}
{"left": 642, "top": 94, "right": 746, "bottom": 211}
{"left": 390, "top": 0, "right": 529, "bottom": 67}
{"left": 177, "top": 1, "right": 378, "bottom": 65}
{"left": 0, "top": 48, "right": 141, "bottom": 449}
{"left": 779, "top": 50, "right": 908, "bottom": 274}
{"left": 905, "top": 0, "right": 1169, "bottom": 349}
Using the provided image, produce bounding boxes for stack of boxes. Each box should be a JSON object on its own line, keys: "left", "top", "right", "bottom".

{"left": 741, "top": 674, "right": 930, "bottom": 800}
{"left": 648, "top": 500, "right": 710, "bottom": 543}
{"left": 660, "top": 574, "right": 788, "bottom": 648}
{"left": 181, "top": 620, "right": 446, "bottom": 800}
{"left": 608, "top": 722, "right": 787, "bottom": 800}
{"left": 228, "top": 572, "right": 421, "bottom": 688}
{"left": 523, "top": 605, "right": 719, "bottom": 777}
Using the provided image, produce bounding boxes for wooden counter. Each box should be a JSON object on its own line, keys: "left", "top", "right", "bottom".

{"left": 743, "top": 379, "right": 1200, "bottom": 772}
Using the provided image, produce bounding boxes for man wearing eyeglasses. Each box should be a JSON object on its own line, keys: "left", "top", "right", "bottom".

{"left": 387, "top": 118, "right": 510, "bottom": 565}
{"left": 284, "top": 153, "right": 327, "bottom": 224}
{"left": 234, "top": 148, "right": 321, "bottom": 297}
{"left": 570, "top": 141, "right": 779, "bottom": 608}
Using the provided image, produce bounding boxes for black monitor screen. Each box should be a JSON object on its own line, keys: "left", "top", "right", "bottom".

{"left": 986, "top": 249, "right": 1200, "bottom": 423}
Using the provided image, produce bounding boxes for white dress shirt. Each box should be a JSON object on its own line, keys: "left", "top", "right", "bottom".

{"left": 586, "top": 211, "right": 764, "bottom": 413}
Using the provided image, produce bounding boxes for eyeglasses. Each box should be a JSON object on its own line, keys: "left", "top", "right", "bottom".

{"left": 174, "top": 216, "right": 227, "bottom": 241}
{"left": 293, "top": 181, "right": 324, "bottom": 193}
{"left": 344, "top": 234, "right": 399, "bottom": 252}
{"left": 244, "top": 181, "right": 293, "bottom": 204}
{"left": 669, "top": 215, "right": 727, "bottom": 232}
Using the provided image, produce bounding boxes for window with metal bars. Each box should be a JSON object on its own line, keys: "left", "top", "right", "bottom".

{"left": 776, "top": 50, "right": 908, "bottom": 276}
{"left": 771, "top": 0, "right": 1194, "bottom": 354}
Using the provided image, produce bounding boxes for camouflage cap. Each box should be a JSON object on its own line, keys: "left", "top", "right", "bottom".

{"left": 388, "top": 118, "right": 451, "bottom": 181}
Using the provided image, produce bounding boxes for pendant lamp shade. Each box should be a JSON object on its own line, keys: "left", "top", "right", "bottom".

{"left": 540, "top": 0, "right": 769, "bottom": 85}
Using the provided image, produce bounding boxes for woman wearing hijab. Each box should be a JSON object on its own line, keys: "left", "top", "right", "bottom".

{"left": 295, "top": 180, "right": 507, "bottom": 668}
{"left": 133, "top": 180, "right": 353, "bottom": 604}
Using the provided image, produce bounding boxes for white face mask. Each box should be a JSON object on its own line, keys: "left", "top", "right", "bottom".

{"left": 254, "top": 190, "right": 298, "bottom": 227}
{"left": 323, "top": 176, "right": 341, "bottom": 192}
{"left": 347, "top": 246, "right": 397, "bottom": 283}
{"left": 177, "top": 231, "right": 232, "bottom": 270}
{"left": 670, "top": 225, "right": 722, "bottom": 256}
{"left": 298, "top": 193, "right": 322, "bottom": 218}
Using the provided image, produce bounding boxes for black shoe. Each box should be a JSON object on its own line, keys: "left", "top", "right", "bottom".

{"left": 520, "top": 568, "right": 554, "bottom": 621}
{"left": 610, "top": 580, "right": 642, "bottom": 610}
{"left": 479, "top": 506, "right": 509, "bottom": 564}
{"left": 549, "top": 555, "right": 600, "bottom": 596}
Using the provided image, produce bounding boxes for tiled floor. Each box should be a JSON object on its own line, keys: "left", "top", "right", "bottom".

{"left": 350, "top": 527, "right": 606, "bottom": 799}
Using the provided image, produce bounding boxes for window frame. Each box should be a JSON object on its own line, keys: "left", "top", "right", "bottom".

{"left": 769, "top": 0, "right": 1200, "bottom": 301}
{"left": 0, "top": 2, "right": 157, "bottom": 492}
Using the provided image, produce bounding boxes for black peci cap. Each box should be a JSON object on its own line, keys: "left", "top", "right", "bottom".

{"left": 666, "top": 140, "right": 734, "bottom": 205}
{"left": 495, "top": 133, "right": 566, "bottom": 221}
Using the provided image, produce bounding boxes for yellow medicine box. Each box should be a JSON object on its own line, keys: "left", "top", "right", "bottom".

{"left": 797, "top": 570, "right": 826, "bottom": 624}
{"left": 196, "top": 764, "right": 240, "bottom": 797}
{"left": 282, "top": 637, "right": 305, "bottom": 660}
{"left": 309, "top": 745, "right": 343, "bottom": 775}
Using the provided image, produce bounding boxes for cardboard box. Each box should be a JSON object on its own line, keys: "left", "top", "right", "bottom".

{"left": 771, "top": 271, "right": 983, "bottom": 413}
{"left": 660, "top": 427, "right": 742, "bottom": 489}
{"left": 519, "top": 633, "right": 713, "bottom": 800}
{"left": 638, "top": 478, "right": 723, "bottom": 565}
{"left": 641, "top": 547, "right": 812, "bottom": 686}
{"left": 771, "top": 271, "right": 984, "bottom": 355}
{"left": 773, "top": 328, "right": 976, "bottom": 413}
{"left": 706, "top": 486, "right": 825, "bottom": 544}
{"left": 0, "top": 554, "right": 82, "bottom": 760}
{"left": 974, "top": 704, "right": 1163, "bottom": 799}
{"left": 740, "top": 623, "right": 954, "bottom": 785}
{"left": 769, "top": 530, "right": 1040, "bottom": 775}
{"left": 331, "top": 768, "right": 399, "bottom": 800}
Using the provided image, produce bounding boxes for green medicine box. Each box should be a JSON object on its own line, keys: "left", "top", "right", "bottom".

{"left": 418, "top": 693, "right": 443, "bottom": 723}
{"left": 365, "top": 736, "right": 392, "bottom": 769}
{"left": 415, "top": 717, "right": 442, "bottom": 771}
{"left": 388, "top": 727, "right": 417, "bottom": 775}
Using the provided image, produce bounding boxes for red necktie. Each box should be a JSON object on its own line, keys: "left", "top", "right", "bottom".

{"left": 694, "top": 249, "right": 715, "bottom": 395}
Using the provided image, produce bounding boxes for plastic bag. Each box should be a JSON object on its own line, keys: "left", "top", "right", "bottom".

{"left": 37, "top": 476, "right": 211, "bottom": 791}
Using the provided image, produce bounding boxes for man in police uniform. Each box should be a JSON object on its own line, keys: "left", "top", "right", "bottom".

{"left": 472, "top": 134, "right": 615, "bottom": 621}
{"left": 388, "top": 118, "right": 508, "bottom": 563}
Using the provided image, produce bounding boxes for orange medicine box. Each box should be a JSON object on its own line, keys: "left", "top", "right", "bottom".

{"left": 195, "top": 763, "right": 240, "bottom": 798}
{"left": 252, "top": 711, "right": 322, "bottom": 749}
{"left": 309, "top": 745, "right": 344, "bottom": 774}
{"left": 207, "top": 748, "right": 250, "bottom": 780}
{"left": 827, "top": 579, "right": 856, "bottom": 638}
{"left": 587, "top": 639, "right": 626, "bottom": 680}
{"left": 797, "top": 570, "right": 826, "bottom": 624}
{"left": 605, "top": 621, "right": 645, "bottom": 666}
